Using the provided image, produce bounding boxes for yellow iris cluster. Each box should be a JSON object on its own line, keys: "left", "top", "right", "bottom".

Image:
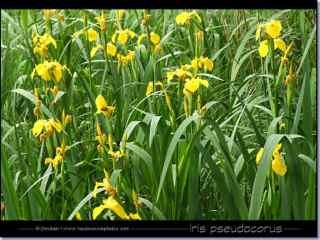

{"left": 175, "top": 10, "right": 201, "bottom": 26}
{"left": 92, "top": 170, "right": 141, "bottom": 220}
{"left": 90, "top": 29, "right": 136, "bottom": 65}
{"left": 191, "top": 56, "right": 214, "bottom": 72}
{"left": 32, "top": 33, "right": 57, "bottom": 58}
{"left": 32, "top": 111, "right": 72, "bottom": 142}
{"left": 32, "top": 118, "right": 62, "bottom": 140}
{"left": 116, "top": 50, "right": 135, "bottom": 65}
{"left": 166, "top": 56, "right": 214, "bottom": 97}
{"left": 256, "top": 143, "right": 287, "bottom": 176}
{"left": 95, "top": 95, "right": 126, "bottom": 159}
{"left": 137, "top": 32, "right": 161, "bottom": 53}
{"left": 256, "top": 20, "right": 287, "bottom": 58}
{"left": 112, "top": 29, "right": 136, "bottom": 45}
{"left": 45, "top": 142, "right": 70, "bottom": 169}
{"left": 31, "top": 60, "right": 65, "bottom": 82}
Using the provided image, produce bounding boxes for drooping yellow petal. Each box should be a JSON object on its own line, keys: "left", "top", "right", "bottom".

{"left": 146, "top": 82, "right": 154, "bottom": 96}
{"left": 129, "top": 212, "right": 141, "bottom": 220}
{"left": 43, "top": 33, "right": 57, "bottom": 48}
{"left": 32, "top": 119, "right": 47, "bottom": 136}
{"left": 274, "top": 38, "right": 286, "bottom": 52}
{"left": 184, "top": 79, "right": 200, "bottom": 94}
{"left": 102, "top": 196, "right": 130, "bottom": 220}
{"left": 92, "top": 205, "right": 105, "bottom": 220}
{"left": 273, "top": 143, "right": 282, "bottom": 153}
{"left": 183, "top": 77, "right": 208, "bottom": 95}
{"left": 106, "top": 42, "right": 117, "bottom": 57}
{"left": 166, "top": 71, "right": 175, "bottom": 81}
{"left": 51, "top": 61, "right": 63, "bottom": 82}
{"left": 258, "top": 40, "right": 269, "bottom": 58}
{"left": 95, "top": 95, "right": 115, "bottom": 117}
{"left": 272, "top": 154, "right": 287, "bottom": 176}
{"left": 265, "top": 20, "right": 282, "bottom": 39}
{"left": 44, "top": 157, "right": 53, "bottom": 165}
{"left": 199, "top": 79, "right": 209, "bottom": 88}
{"left": 256, "top": 147, "right": 264, "bottom": 165}
{"left": 92, "top": 182, "right": 104, "bottom": 198}
{"left": 176, "top": 12, "right": 190, "bottom": 25}
{"left": 75, "top": 211, "right": 82, "bottom": 220}
{"left": 150, "top": 32, "right": 160, "bottom": 45}
{"left": 87, "top": 28, "right": 98, "bottom": 42}
{"left": 96, "top": 95, "right": 108, "bottom": 113}
{"left": 202, "top": 57, "right": 214, "bottom": 72}
{"left": 48, "top": 118, "right": 63, "bottom": 133}
{"left": 118, "top": 31, "right": 128, "bottom": 45}
{"left": 35, "top": 62, "right": 51, "bottom": 81}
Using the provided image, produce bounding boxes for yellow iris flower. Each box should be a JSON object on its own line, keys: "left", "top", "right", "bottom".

{"left": 45, "top": 154, "right": 63, "bottom": 169}
{"left": 95, "top": 95, "right": 115, "bottom": 118}
{"left": 176, "top": 11, "right": 201, "bottom": 25}
{"left": 92, "top": 196, "right": 130, "bottom": 220}
{"left": 116, "top": 51, "right": 135, "bottom": 65}
{"left": 112, "top": 29, "right": 136, "bottom": 45}
{"left": 92, "top": 196, "right": 142, "bottom": 220}
{"left": 32, "top": 118, "right": 63, "bottom": 140}
{"left": 32, "top": 33, "right": 57, "bottom": 57}
{"left": 258, "top": 40, "right": 269, "bottom": 58}
{"left": 255, "top": 144, "right": 287, "bottom": 176}
{"left": 86, "top": 28, "right": 98, "bottom": 42}
{"left": 150, "top": 32, "right": 160, "bottom": 45}
{"left": 106, "top": 42, "right": 117, "bottom": 57}
{"left": 265, "top": 20, "right": 282, "bottom": 39}
{"left": 191, "top": 57, "right": 214, "bottom": 72}
{"left": 274, "top": 38, "right": 286, "bottom": 52}
{"left": 256, "top": 148, "right": 264, "bottom": 165}
{"left": 183, "top": 77, "right": 209, "bottom": 96}
{"left": 129, "top": 212, "right": 141, "bottom": 220}
{"left": 32, "top": 60, "right": 64, "bottom": 82}
{"left": 92, "top": 169, "right": 117, "bottom": 198}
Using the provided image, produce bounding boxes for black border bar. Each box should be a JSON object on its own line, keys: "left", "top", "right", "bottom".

{"left": 0, "top": 220, "right": 317, "bottom": 237}
{"left": 0, "top": 0, "right": 317, "bottom": 9}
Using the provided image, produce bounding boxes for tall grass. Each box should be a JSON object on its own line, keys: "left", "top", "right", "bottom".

{"left": 1, "top": 9, "right": 316, "bottom": 220}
